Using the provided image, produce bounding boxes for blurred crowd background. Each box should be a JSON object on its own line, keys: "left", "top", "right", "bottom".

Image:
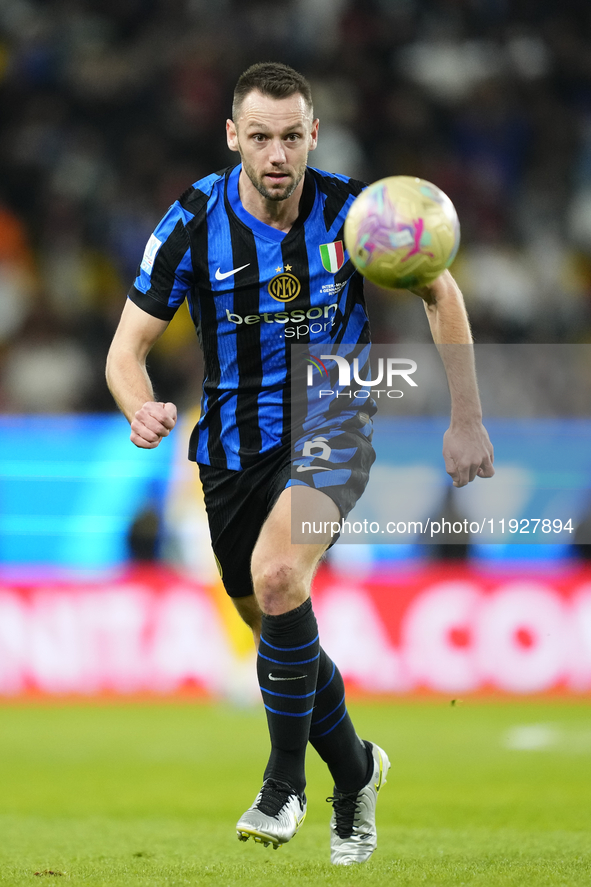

{"left": 1, "top": 0, "right": 591, "bottom": 415}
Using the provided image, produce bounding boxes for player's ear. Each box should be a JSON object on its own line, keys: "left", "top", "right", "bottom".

{"left": 309, "top": 118, "right": 319, "bottom": 151}
{"left": 226, "top": 119, "right": 239, "bottom": 153}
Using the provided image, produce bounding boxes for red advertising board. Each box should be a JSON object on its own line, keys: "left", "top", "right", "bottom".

{"left": 312, "top": 564, "right": 591, "bottom": 696}
{"left": 1, "top": 563, "right": 590, "bottom": 698}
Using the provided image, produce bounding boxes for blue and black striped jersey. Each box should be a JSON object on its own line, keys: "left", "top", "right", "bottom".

{"left": 129, "top": 164, "right": 371, "bottom": 469}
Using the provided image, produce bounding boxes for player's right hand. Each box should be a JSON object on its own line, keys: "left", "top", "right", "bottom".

{"left": 130, "top": 401, "right": 177, "bottom": 449}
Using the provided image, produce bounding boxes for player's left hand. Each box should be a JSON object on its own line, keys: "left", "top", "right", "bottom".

{"left": 443, "top": 422, "right": 495, "bottom": 487}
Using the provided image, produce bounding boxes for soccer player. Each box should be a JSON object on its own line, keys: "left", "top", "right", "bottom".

{"left": 106, "top": 62, "right": 494, "bottom": 864}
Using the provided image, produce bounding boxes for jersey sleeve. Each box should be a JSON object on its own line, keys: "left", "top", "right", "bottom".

{"left": 128, "top": 202, "right": 193, "bottom": 321}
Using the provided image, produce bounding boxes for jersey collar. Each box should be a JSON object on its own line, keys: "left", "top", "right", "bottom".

{"left": 226, "top": 164, "right": 317, "bottom": 243}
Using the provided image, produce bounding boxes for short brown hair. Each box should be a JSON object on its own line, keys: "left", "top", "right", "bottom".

{"left": 232, "top": 62, "right": 313, "bottom": 119}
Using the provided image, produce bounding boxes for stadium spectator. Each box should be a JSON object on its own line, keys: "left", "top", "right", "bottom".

{"left": 0, "top": 0, "right": 590, "bottom": 407}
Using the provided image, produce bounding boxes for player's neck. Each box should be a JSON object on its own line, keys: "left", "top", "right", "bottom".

{"left": 238, "top": 170, "right": 304, "bottom": 233}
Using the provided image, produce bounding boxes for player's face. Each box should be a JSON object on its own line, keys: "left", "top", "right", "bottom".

{"left": 227, "top": 91, "right": 318, "bottom": 202}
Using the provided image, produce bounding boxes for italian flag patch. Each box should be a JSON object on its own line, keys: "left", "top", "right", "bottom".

{"left": 319, "top": 241, "right": 345, "bottom": 273}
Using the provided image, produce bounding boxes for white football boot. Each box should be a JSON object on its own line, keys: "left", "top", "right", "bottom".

{"left": 327, "top": 741, "right": 390, "bottom": 865}
{"left": 236, "top": 778, "right": 307, "bottom": 849}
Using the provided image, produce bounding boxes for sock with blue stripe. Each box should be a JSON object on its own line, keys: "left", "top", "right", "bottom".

{"left": 257, "top": 598, "right": 320, "bottom": 796}
{"left": 308, "top": 647, "right": 372, "bottom": 793}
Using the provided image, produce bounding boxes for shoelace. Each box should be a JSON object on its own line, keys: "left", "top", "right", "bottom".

{"left": 326, "top": 790, "right": 359, "bottom": 838}
{"left": 256, "top": 779, "right": 299, "bottom": 817}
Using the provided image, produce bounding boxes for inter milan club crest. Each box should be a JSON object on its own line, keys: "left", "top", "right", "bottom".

{"left": 319, "top": 241, "right": 345, "bottom": 273}
{"left": 268, "top": 271, "right": 301, "bottom": 302}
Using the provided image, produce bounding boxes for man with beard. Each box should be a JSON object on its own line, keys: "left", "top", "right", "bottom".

{"left": 106, "top": 62, "right": 493, "bottom": 864}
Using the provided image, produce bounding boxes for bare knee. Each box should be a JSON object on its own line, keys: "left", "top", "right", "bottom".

{"left": 251, "top": 560, "right": 308, "bottom": 616}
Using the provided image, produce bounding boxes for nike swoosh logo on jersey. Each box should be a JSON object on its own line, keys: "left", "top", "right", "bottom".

{"left": 296, "top": 465, "right": 332, "bottom": 472}
{"left": 215, "top": 263, "right": 250, "bottom": 280}
{"left": 268, "top": 673, "right": 307, "bottom": 681}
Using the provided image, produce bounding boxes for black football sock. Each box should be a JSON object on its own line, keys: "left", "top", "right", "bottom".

{"left": 308, "top": 647, "right": 372, "bottom": 793}
{"left": 257, "top": 598, "right": 320, "bottom": 797}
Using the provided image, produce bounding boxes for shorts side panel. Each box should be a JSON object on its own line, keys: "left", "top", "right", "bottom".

{"left": 289, "top": 427, "right": 376, "bottom": 519}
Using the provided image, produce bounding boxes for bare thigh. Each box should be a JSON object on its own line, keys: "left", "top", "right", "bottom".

{"left": 250, "top": 485, "right": 339, "bottom": 616}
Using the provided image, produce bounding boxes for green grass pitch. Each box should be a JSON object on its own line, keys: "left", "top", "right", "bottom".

{"left": 0, "top": 699, "right": 590, "bottom": 886}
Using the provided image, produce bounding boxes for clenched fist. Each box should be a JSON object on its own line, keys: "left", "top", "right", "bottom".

{"left": 130, "top": 401, "right": 177, "bottom": 449}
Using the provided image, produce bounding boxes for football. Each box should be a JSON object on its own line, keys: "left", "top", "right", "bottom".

{"left": 344, "top": 175, "right": 460, "bottom": 289}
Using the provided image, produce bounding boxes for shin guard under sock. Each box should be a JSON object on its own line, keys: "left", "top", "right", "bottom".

{"left": 257, "top": 598, "right": 320, "bottom": 796}
{"left": 308, "top": 647, "right": 371, "bottom": 792}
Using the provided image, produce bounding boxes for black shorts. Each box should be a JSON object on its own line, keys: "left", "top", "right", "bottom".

{"left": 199, "top": 423, "right": 375, "bottom": 598}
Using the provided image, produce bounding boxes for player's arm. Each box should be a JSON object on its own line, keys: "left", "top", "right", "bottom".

{"left": 106, "top": 299, "right": 177, "bottom": 449}
{"left": 411, "top": 270, "right": 494, "bottom": 487}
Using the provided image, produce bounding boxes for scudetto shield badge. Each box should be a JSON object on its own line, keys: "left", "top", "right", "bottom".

{"left": 319, "top": 241, "right": 345, "bottom": 273}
